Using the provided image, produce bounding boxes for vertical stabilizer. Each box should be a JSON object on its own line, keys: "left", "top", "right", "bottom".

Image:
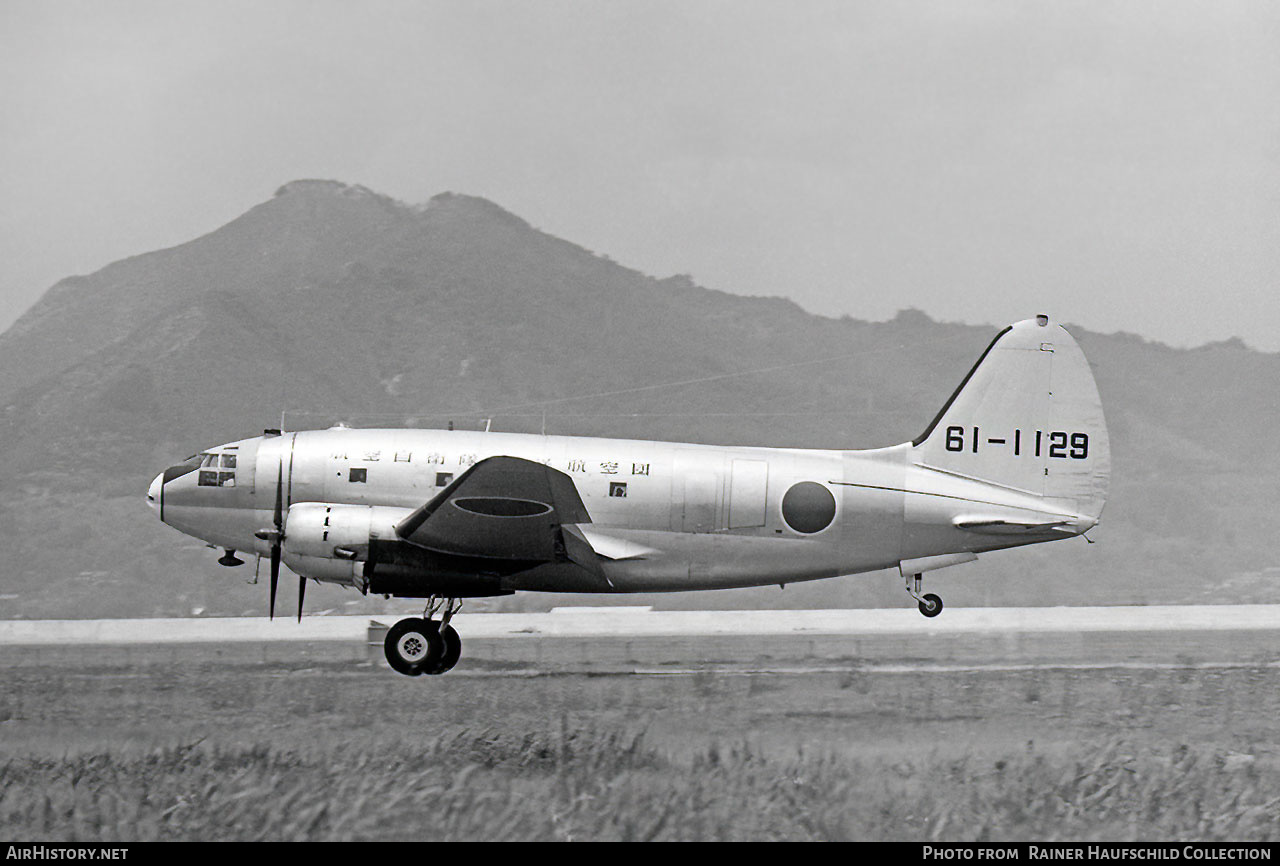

{"left": 911, "top": 316, "right": 1110, "bottom": 520}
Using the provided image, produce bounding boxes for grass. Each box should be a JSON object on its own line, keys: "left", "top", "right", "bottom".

{"left": 3, "top": 731, "right": 1277, "bottom": 841}
{"left": 1, "top": 655, "right": 1278, "bottom": 841}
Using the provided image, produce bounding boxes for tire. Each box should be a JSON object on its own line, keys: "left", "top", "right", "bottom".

{"left": 424, "top": 624, "right": 462, "bottom": 675}
{"left": 384, "top": 617, "right": 443, "bottom": 676}
{"left": 918, "top": 593, "right": 944, "bottom": 618}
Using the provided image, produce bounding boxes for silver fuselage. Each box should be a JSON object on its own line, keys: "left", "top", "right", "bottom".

{"left": 151, "top": 427, "right": 1093, "bottom": 593}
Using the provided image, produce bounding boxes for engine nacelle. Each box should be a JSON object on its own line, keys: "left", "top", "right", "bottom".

{"left": 280, "top": 503, "right": 414, "bottom": 583}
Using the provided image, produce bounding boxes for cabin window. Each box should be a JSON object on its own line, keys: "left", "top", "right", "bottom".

{"left": 197, "top": 453, "right": 236, "bottom": 487}
{"left": 349, "top": 468, "right": 367, "bottom": 483}
{"left": 436, "top": 472, "right": 454, "bottom": 487}
{"left": 609, "top": 482, "right": 627, "bottom": 498}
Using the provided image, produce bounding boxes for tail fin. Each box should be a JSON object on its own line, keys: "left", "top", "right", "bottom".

{"left": 912, "top": 316, "right": 1110, "bottom": 520}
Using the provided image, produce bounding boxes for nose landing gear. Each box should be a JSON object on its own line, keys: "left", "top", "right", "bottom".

{"left": 383, "top": 597, "right": 464, "bottom": 676}
{"left": 905, "top": 572, "right": 944, "bottom": 618}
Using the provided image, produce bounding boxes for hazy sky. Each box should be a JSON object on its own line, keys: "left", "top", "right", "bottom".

{"left": 2, "top": 0, "right": 1277, "bottom": 349}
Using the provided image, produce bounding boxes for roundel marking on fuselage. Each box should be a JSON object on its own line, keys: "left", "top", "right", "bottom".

{"left": 781, "top": 482, "right": 836, "bottom": 534}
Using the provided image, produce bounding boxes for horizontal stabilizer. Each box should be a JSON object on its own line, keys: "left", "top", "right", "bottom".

{"left": 952, "top": 515, "right": 1074, "bottom": 536}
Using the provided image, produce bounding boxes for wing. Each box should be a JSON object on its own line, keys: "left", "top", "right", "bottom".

{"left": 395, "top": 456, "right": 593, "bottom": 561}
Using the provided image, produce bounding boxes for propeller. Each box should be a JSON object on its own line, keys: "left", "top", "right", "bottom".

{"left": 254, "top": 452, "right": 307, "bottom": 622}
{"left": 270, "top": 460, "right": 283, "bottom": 620}
{"left": 255, "top": 461, "right": 285, "bottom": 620}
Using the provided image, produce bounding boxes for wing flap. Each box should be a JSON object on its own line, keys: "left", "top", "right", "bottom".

{"left": 571, "top": 525, "right": 659, "bottom": 561}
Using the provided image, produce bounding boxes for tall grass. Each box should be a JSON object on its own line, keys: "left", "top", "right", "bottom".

{"left": 2, "top": 729, "right": 1276, "bottom": 841}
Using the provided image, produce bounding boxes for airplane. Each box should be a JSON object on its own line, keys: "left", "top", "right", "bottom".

{"left": 147, "top": 315, "right": 1109, "bottom": 676}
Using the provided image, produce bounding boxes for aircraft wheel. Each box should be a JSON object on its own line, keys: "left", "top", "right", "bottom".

{"left": 384, "top": 617, "right": 443, "bottom": 676}
{"left": 424, "top": 624, "right": 462, "bottom": 675}
{"left": 918, "top": 593, "right": 944, "bottom": 618}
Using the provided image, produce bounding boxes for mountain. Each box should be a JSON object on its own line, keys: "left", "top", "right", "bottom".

{"left": 1, "top": 179, "right": 1277, "bottom": 618}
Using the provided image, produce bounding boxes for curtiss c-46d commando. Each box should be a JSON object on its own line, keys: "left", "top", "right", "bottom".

{"left": 149, "top": 316, "right": 1110, "bottom": 676}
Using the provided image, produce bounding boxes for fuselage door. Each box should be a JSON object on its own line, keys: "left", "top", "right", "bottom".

{"left": 729, "top": 459, "right": 768, "bottom": 528}
{"left": 673, "top": 449, "right": 723, "bottom": 533}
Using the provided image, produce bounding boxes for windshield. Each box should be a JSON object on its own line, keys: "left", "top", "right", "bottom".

{"left": 197, "top": 450, "right": 238, "bottom": 487}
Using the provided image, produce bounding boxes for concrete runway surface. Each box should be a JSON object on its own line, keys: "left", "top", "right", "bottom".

{"left": 1, "top": 605, "right": 1276, "bottom": 673}
{"left": 2, "top": 604, "right": 1277, "bottom": 643}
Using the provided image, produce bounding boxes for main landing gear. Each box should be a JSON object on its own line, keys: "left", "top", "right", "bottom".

{"left": 383, "top": 597, "right": 464, "bottom": 676}
{"left": 905, "top": 572, "right": 944, "bottom": 618}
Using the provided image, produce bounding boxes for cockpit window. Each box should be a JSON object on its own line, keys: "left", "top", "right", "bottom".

{"left": 197, "top": 452, "right": 237, "bottom": 487}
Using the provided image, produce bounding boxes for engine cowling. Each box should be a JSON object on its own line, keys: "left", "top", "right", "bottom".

{"left": 281, "top": 503, "right": 413, "bottom": 583}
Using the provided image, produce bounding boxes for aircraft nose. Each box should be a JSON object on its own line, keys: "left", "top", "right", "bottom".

{"left": 147, "top": 472, "right": 163, "bottom": 516}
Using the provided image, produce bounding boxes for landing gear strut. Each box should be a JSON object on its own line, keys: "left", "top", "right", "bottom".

{"left": 383, "top": 597, "right": 464, "bottom": 676}
{"left": 905, "top": 572, "right": 944, "bottom": 618}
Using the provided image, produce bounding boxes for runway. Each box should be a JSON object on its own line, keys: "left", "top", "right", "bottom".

{"left": 1, "top": 605, "right": 1276, "bottom": 672}
{"left": 2, "top": 604, "right": 1277, "bottom": 644}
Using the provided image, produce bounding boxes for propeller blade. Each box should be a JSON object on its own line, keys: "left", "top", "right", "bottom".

{"left": 269, "top": 543, "right": 280, "bottom": 621}
{"left": 297, "top": 576, "right": 306, "bottom": 622}
{"left": 268, "top": 459, "right": 284, "bottom": 620}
